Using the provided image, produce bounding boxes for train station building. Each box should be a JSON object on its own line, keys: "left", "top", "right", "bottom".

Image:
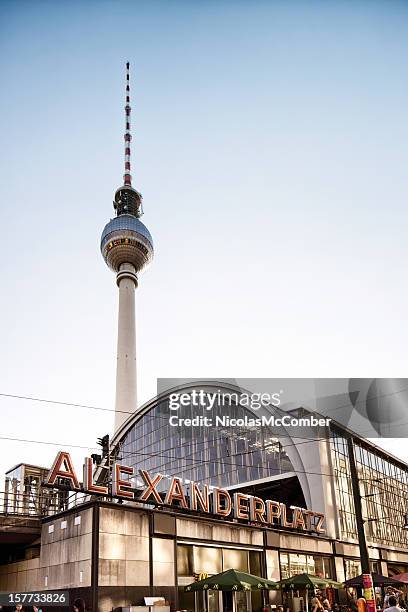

{"left": 1, "top": 391, "right": 408, "bottom": 612}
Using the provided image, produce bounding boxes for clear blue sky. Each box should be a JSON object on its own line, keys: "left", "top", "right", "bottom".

{"left": 0, "top": 0, "right": 408, "bottom": 479}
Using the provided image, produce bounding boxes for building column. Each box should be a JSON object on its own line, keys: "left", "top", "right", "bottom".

{"left": 115, "top": 262, "right": 138, "bottom": 432}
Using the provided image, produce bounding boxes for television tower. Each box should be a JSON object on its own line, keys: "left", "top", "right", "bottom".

{"left": 101, "top": 62, "right": 154, "bottom": 432}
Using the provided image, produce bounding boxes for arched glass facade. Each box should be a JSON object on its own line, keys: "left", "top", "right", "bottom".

{"left": 115, "top": 395, "right": 296, "bottom": 493}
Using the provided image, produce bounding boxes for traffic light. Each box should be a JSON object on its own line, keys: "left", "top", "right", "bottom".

{"left": 91, "top": 453, "right": 102, "bottom": 465}
{"left": 97, "top": 434, "right": 110, "bottom": 457}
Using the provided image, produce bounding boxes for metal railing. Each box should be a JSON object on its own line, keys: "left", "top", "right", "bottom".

{"left": 0, "top": 488, "right": 90, "bottom": 519}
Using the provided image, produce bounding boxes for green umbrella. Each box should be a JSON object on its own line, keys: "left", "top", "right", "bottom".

{"left": 277, "top": 573, "right": 343, "bottom": 612}
{"left": 278, "top": 573, "right": 343, "bottom": 590}
{"left": 185, "top": 568, "right": 280, "bottom": 592}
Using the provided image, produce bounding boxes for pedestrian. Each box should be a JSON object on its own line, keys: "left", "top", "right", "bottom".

{"left": 322, "top": 598, "right": 331, "bottom": 612}
{"left": 311, "top": 598, "right": 323, "bottom": 612}
{"left": 73, "top": 598, "right": 87, "bottom": 612}
{"left": 384, "top": 595, "right": 404, "bottom": 612}
{"left": 33, "top": 605, "right": 44, "bottom": 612}
{"left": 384, "top": 588, "right": 404, "bottom": 610}
{"left": 347, "top": 597, "right": 358, "bottom": 612}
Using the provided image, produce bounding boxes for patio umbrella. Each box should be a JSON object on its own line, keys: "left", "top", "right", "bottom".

{"left": 184, "top": 568, "right": 279, "bottom": 592}
{"left": 277, "top": 573, "right": 343, "bottom": 612}
{"left": 278, "top": 573, "right": 343, "bottom": 590}
{"left": 386, "top": 573, "right": 408, "bottom": 584}
{"left": 344, "top": 573, "right": 405, "bottom": 588}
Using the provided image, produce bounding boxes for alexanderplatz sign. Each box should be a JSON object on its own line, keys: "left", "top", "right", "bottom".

{"left": 45, "top": 451, "right": 326, "bottom": 535}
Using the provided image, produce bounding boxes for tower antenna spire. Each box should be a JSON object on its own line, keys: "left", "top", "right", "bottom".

{"left": 124, "top": 61, "right": 132, "bottom": 186}
{"left": 113, "top": 62, "right": 142, "bottom": 217}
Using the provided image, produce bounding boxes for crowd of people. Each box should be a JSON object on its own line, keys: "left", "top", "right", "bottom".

{"left": 311, "top": 586, "right": 408, "bottom": 612}
{"left": 0, "top": 597, "right": 88, "bottom": 612}
{"left": 325, "top": 586, "right": 407, "bottom": 612}
{"left": 277, "top": 586, "right": 408, "bottom": 612}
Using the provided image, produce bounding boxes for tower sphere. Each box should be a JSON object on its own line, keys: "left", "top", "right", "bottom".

{"left": 101, "top": 214, "right": 154, "bottom": 274}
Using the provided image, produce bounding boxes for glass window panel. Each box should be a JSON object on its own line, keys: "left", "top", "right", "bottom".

{"left": 312, "top": 556, "right": 333, "bottom": 579}
{"left": 117, "top": 394, "right": 296, "bottom": 493}
{"left": 289, "top": 554, "right": 307, "bottom": 575}
{"left": 307, "top": 555, "right": 316, "bottom": 575}
{"left": 223, "top": 548, "right": 249, "bottom": 572}
{"left": 345, "top": 559, "right": 361, "bottom": 580}
{"left": 322, "top": 558, "right": 333, "bottom": 579}
{"left": 249, "top": 551, "right": 262, "bottom": 577}
{"left": 331, "top": 431, "right": 408, "bottom": 548}
{"left": 280, "top": 553, "right": 289, "bottom": 579}
{"left": 194, "top": 546, "right": 222, "bottom": 575}
{"left": 177, "top": 544, "right": 194, "bottom": 576}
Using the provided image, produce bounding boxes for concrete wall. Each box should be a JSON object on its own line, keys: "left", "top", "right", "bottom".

{"left": 278, "top": 532, "right": 332, "bottom": 555}
{"left": 0, "top": 557, "right": 41, "bottom": 591}
{"left": 40, "top": 506, "right": 93, "bottom": 590}
{"left": 98, "top": 506, "right": 150, "bottom": 588}
{"left": 0, "top": 507, "right": 93, "bottom": 593}
{"left": 382, "top": 548, "right": 408, "bottom": 563}
{"left": 97, "top": 506, "right": 152, "bottom": 612}
{"left": 176, "top": 517, "right": 263, "bottom": 547}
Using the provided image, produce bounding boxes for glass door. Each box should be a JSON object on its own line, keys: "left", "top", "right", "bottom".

{"left": 223, "top": 592, "right": 233, "bottom": 612}
{"left": 235, "top": 591, "right": 251, "bottom": 612}
{"left": 209, "top": 590, "right": 253, "bottom": 612}
{"left": 207, "top": 590, "right": 220, "bottom": 612}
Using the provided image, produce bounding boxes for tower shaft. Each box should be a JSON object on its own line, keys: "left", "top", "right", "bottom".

{"left": 114, "top": 263, "right": 138, "bottom": 432}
